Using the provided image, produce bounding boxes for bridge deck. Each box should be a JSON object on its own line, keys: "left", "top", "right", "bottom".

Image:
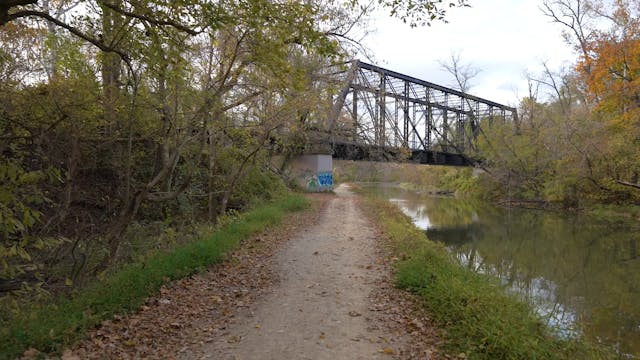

{"left": 331, "top": 142, "right": 472, "bottom": 166}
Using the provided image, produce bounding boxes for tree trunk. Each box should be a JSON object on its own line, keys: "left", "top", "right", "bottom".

{"left": 208, "top": 131, "right": 217, "bottom": 220}
{"left": 96, "top": 2, "right": 125, "bottom": 272}
{"left": 59, "top": 133, "right": 80, "bottom": 225}
{"left": 100, "top": 2, "right": 122, "bottom": 136}
{"left": 95, "top": 188, "right": 147, "bottom": 273}
{"left": 42, "top": 0, "right": 59, "bottom": 80}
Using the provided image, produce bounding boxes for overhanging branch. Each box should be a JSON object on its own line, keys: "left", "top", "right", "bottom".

{"left": 617, "top": 180, "right": 640, "bottom": 190}
{"left": 6, "top": 10, "right": 131, "bottom": 61}
{"left": 97, "top": 0, "right": 199, "bottom": 36}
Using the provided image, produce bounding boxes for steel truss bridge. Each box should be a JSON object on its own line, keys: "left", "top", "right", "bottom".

{"left": 324, "top": 60, "right": 517, "bottom": 166}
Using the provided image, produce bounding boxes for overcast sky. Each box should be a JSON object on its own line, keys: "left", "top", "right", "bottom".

{"left": 359, "top": 0, "right": 577, "bottom": 107}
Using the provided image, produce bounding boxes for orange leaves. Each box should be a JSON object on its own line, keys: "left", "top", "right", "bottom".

{"left": 577, "top": 3, "right": 640, "bottom": 126}
{"left": 584, "top": 37, "right": 640, "bottom": 109}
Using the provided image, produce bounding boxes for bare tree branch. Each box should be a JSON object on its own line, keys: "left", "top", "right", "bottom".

{"left": 541, "top": 0, "right": 595, "bottom": 64}
{"left": 0, "top": 0, "right": 36, "bottom": 25}
{"left": 5, "top": 9, "right": 131, "bottom": 61}
{"left": 438, "top": 51, "right": 480, "bottom": 93}
{"left": 97, "top": 0, "right": 199, "bottom": 36}
{"left": 617, "top": 180, "right": 640, "bottom": 190}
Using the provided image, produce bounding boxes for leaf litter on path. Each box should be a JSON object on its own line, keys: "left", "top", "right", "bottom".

{"left": 65, "top": 191, "right": 444, "bottom": 359}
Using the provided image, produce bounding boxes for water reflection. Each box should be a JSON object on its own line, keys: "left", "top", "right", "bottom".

{"left": 366, "top": 184, "right": 640, "bottom": 357}
{"left": 389, "top": 198, "right": 432, "bottom": 229}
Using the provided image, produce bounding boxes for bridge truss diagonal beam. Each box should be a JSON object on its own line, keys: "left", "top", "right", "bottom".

{"left": 328, "top": 60, "right": 518, "bottom": 156}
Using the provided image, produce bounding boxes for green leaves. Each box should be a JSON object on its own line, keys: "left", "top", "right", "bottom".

{"left": 0, "top": 157, "right": 63, "bottom": 295}
{"left": 378, "top": 0, "right": 470, "bottom": 27}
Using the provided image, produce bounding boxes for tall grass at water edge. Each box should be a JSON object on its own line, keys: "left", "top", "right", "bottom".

{"left": 359, "top": 194, "right": 611, "bottom": 360}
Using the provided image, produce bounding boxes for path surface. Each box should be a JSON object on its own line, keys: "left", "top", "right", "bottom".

{"left": 69, "top": 186, "right": 438, "bottom": 359}
{"left": 190, "top": 184, "right": 404, "bottom": 359}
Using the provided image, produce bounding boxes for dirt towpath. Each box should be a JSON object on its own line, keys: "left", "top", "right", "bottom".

{"left": 190, "top": 184, "right": 405, "bottom": 359}
{"left": 69, "top": 185, "right": 439, "bottom": 359}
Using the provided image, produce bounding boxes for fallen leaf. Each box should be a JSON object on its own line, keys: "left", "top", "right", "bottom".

{"left": 123, "top": 340, "right": 137, "bottom": 347}
{"left": 228, "top": 335, "right": 243, "bottom": 343}
{"left": 61, "top": 350, "right": 81, "bottom": 360}
{"left": 21, "top": 348, "right": 39, "bottom": 359}
{"left": 382, "top": 347, "right": 395, "bottom": 355}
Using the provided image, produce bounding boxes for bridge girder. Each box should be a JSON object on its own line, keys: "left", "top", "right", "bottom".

{"left": 327, "top": 60, "right": 518, "bottom": 157}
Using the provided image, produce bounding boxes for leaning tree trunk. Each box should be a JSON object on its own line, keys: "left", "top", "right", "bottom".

{"left": 95, "top": 187, "right": 148, "bottom": 273}
{"left": 93, "top": 140, "right": 190, "bottom": 272}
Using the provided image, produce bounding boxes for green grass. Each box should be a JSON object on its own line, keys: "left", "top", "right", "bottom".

{"left": 360, "top": 195, "right": 610, "bottom": 360}
{"left": 0, "top": 194, "right": 309, "bottom": 359}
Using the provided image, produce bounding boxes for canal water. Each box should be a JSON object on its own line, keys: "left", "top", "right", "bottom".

{"left": 363, "top": 183, "right": 640, "bottom": 357}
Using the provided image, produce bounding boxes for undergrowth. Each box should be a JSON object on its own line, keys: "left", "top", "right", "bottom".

{"left": 360, "top": 195, "right": 610, "bottom": 360}
{"left": 0, "top": 194, "right": 309, "bottom": 359}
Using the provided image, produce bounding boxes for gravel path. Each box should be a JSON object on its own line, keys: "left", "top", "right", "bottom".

{"left": 193, "top": 184, "right": 402, "bottom": 360}
{"left": 67, "top": 185, "right": 440, "bottom": 360}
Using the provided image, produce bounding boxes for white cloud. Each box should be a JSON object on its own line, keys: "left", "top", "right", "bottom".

{"left": 359, "top": 0, "right": 576, "bottom": 105}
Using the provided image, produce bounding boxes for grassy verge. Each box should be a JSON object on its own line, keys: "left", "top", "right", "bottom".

{"left": 0, "top": 194, "right": 309, "bottom": 359}
{"left": 359, "top": 194, "right": 609, "bottom": 360}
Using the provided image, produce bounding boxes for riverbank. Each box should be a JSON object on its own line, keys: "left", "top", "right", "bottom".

{"left": 0, "top": 194, "right": 310, "bottom": 359}
{"left": 335, "top": 159, "right": 640, "bottom": 217}
{"left": 2, "top": 184, "right": 617, "bottom": 359}
{"left": 356, "top": 188, "right": 611, "bottom": 359}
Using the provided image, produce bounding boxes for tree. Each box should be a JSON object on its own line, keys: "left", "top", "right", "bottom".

{"left": 438, "top": 51, "right": 480, "bottom": 93}
{"left": 0, "top": 0, "right": 474, "bottom": 308}
{"left": 437, "top": 51, "right": 483, "bottom": 152}
{"left": 575, "top": 1, "right": 640, "bottom": 191}
{"left": 470, "top": 0, "right": 640, "bottom": 205}
{"left": 541, "top": 0, "right": 598, "bottom": 63}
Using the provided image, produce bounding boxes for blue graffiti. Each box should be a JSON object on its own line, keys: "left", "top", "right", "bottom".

{"left": 317, "top": 172, "right": 333, "bottom": 189}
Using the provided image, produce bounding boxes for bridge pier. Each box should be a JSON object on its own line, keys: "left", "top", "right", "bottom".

{"left": 289, "top": 154, "right": 334, "bottom": 192}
